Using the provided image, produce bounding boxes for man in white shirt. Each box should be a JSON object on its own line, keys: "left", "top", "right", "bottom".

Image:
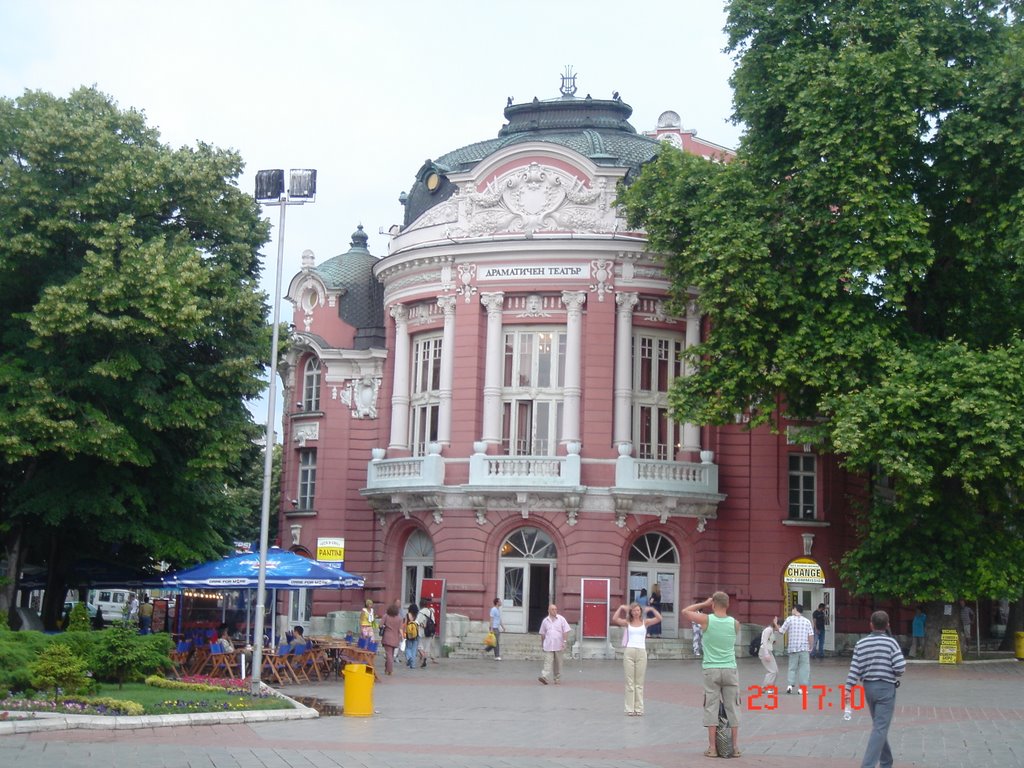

{"left": 778, "top": 604, "right": 814, "bottom": 694}
{"left": 537, "top": 604, "right": 572, "bottom": 685}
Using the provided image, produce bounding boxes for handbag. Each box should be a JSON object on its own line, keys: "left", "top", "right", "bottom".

{"left": 484, "top": 630, "right": 497, "bottom": 648}
{"left": 715, "top": 701, "right": 733, "bottom": 758}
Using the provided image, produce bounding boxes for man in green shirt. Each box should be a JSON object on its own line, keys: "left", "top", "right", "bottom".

{"left": 683, "top": 592, "right": 741, "bottom": 758}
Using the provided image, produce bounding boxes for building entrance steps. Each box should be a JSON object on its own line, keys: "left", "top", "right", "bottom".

{"left": 446, "top": 628, "right": 711, "bottom": 660}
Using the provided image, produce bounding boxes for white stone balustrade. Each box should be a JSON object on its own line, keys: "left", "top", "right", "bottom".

{"left": 365, "top": 444, "right": 445, "bottom": 489}
{"left": 615, "top": 454, "right": 719, "bottom": 495}
{"left": 468, "top": 447, "right": 581, "bottom": 487}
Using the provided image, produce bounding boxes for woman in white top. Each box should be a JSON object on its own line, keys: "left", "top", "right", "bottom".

{"left": 612, "top": 601, "right": 663, "bottom": 716}
{"left": 759, "top": 616, "right": 781, "bottom": 687}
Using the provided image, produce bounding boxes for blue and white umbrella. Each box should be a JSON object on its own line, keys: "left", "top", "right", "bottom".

{"left": 162, "top": 547, "right": 364, "bottom": 589}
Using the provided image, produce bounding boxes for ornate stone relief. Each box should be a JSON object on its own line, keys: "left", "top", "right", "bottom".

{"left": 640, "top": 298, "right": 680, "bottom": 324}
{"left": 292, "top": 422, "right": 319, "bottom": 447}
{"left": 416, "top": 162, "right": 623, "bottom": 238}
{"left": 456, "top": 263, "right": 477, "bottom": 303}
{"left": 515, "top": 294, "right": 552, "bottom": 318}
{"left": 296, "top": 277, "right": 325, "bottom": 331}
{"left": 337, "top": 375, "right": 381, "bottom": 419}
{"left": 589, "top": 259, "right": 615, "bottom": 301}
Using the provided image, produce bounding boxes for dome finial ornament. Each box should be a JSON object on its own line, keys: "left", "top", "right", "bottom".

{"left": 351, "top": 223, "right": 369, "bottom": 250}
{"left": 559, "top": 65, "right": 578, "bottom": 97}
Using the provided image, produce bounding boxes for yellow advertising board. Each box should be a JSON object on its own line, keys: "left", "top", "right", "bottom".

{"left": 316, "top": 537, "right": 345, "bottom": 565}
{"left": 783, "top": 558, "right": 825, "bottom": 585}
{"left": 938, "top": 628, "right": 961, "bottom": 664}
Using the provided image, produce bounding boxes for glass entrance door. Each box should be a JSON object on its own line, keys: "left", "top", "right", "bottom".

{"left": 500, "top": 564, "right": 526, "bottom": 632}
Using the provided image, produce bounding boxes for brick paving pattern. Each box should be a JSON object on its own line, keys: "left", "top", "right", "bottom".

{"left": 2, "top": 657, "right": 1022, "bottom": 767}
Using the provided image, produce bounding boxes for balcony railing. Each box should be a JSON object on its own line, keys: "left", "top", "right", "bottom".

{"left": 467, "top": 451, "right": 581, "bottom": 487}
{"left": 365, "top": 445, "right": 445, "bottom": 490}
{"left": 363, "top": 443, "right": 720, "bottom": 497}
{"left": 614, "top": 450, "right": 719, "bottom": 496}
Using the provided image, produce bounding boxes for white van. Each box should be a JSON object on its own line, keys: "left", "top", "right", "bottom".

{"left": 88, "top": 589, "right": 133, "bottom": 623}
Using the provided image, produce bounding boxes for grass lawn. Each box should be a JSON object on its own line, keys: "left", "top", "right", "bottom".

{"left": 93, "top": 682, "right": 295, "bottom": 715}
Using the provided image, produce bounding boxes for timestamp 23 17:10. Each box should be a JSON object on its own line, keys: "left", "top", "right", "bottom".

{"left": 746, "top": 684, "right": 866, "bottom": 711}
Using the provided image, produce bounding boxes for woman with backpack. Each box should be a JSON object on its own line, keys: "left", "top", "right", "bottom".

{"left": 404, "top": 604, "right": 421, "bottom": 669}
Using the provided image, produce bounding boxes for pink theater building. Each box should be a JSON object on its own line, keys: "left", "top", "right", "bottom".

{"left": 277, "top": 77, "right": 872, "bottom": 654}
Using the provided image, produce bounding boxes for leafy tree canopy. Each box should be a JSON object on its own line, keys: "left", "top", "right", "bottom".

{"left": 622, "top": 0, "right": 1024, "bottom": 601}
{"left": 0, "top": 87, "right": 272, "bottom": 621}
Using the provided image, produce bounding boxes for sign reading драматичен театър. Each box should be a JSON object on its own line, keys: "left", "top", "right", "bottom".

{"left": 478, "top": 264, "right": 590, "bottom": 281}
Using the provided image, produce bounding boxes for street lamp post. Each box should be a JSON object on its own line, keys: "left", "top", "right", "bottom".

{"left": 250, "top": 168, "right": 316, "bottom": 694}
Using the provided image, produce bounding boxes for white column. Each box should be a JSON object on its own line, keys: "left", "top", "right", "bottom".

{"left": 436, "top": 295, "right": 457, "bottom": 446}
{"left": 480, "top": 293, "right": 505, "bottom": 446}
{"left": 560, "top": 291, "right": 586, "bottom": 446}
{"left": 388, "top": 303, "right": 411, "bottom": 451}
{"left": 682, "top": 299, "right": 702, "bottom": 454}
{"left": 613, "top": 292, "right": 638, "bottom": 451}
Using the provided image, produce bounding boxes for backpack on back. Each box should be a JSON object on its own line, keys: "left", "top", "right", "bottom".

{"left": 749, "top": 633, "right": 762, "bottom": 657}
{"left": 424, "top": 611, "right": 436, "bottom": 638}
{"left": 406, "top": 619, "right": 419, "bottom": 640}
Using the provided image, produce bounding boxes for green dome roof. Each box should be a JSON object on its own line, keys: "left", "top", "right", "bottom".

{"left": 313, "top": 225, "right": 385, "bottom": 349}
{"left": 402, "top": 92, "right": 660, "bottom": 228}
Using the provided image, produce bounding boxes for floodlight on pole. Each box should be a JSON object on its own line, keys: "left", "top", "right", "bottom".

{"left": 250, "top": 168, "right": 316, "bottom": 694}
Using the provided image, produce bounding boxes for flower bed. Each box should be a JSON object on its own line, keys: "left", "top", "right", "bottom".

{"left": 0, "top": 692, "right": 144, "bottom": 716}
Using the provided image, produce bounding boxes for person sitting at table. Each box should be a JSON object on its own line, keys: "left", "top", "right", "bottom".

{"left": 217, "top": 623, "right": 253, "bottom": 675}
{"left": 288, "top": 625, "right": 307, "bottom": 651}
{"left": 217, "top": 624, "right": 236, "bottom": 653}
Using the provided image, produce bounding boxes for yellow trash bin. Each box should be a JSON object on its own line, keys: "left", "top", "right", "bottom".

{"left": 342, "top": 663, "right": 374, "bottom": 717}
{"left": 1015, "top": 632, "right": 1024, "bottom": 661}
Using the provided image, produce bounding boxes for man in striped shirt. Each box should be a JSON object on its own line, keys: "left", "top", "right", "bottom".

{"left": 845, "top": 610, "right": 906, "bottom": 768}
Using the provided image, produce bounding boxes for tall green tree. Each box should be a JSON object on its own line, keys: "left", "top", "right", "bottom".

{"left": 622, "top": 0, "right": 1024, "bottom": 604}
{"left": 0, "top": 87, "right": 272, "bottom": 627}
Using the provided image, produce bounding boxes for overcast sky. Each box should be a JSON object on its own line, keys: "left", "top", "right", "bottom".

{"left": 1, "top": 0, "right": 742, "bottom": 428}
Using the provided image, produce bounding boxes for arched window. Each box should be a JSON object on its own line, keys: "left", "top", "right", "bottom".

{"left": 500, "top": 526, "right": 556, "bottom": 559}
{"left": 303, "top": 357, "right": 321, "bottom": 411}
{"left": 629, "top": 533, "right": 678, "bottom": 564}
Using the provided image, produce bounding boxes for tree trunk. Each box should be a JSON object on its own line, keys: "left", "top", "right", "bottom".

{"left": 998, "top": 596, "right": 1022, "bottom": 652}
{"left": 921, "top": 600, "right": 960, "bottom": 660}
{"left": 0, "top": 523, "right": 23, "bottom": 625}
{"left": 41, "top": 533, "right": 73, "bottom": 631}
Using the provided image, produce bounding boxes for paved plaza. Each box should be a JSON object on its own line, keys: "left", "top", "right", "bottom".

{"left": 2, "top": 655, "right": 1022, "bottom": 768}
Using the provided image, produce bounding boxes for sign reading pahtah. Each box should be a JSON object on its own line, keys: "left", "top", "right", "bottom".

{"left": 478, "top": 263, "right": 591, "bottom": 281}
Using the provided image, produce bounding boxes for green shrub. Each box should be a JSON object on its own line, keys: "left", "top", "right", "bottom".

{"left": 65, "top": 602, "right": 91, "bottom": 633}
{"left": 89, "top": 625, "right": 173, "bottom": 687}
{"left": 0, "top": 630, "right": 52, "bottom": 693}
{"left": 30, "top": 643, "right": 91, "bottom": 696}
